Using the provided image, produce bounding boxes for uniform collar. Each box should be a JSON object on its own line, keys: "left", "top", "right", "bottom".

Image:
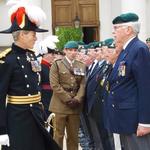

{"left": 12, "top": 43, "right": 34, "bottom": 54}
{"left": 65, "top": 56, "right": 75, "bottom": 66}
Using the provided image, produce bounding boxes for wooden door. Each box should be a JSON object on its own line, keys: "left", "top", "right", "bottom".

{"left": 52, "top": 0, "right": 74, "bottom": 28}
{"left": 77, "top": 0, "right": 99, "bottom": 26}
{"left": 52, "top": 0, "right": 100, "bottom": 41}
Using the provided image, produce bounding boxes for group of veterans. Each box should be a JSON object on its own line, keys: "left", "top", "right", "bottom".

{"left": 0, "top": 1, "right": 150, "bottom": 150}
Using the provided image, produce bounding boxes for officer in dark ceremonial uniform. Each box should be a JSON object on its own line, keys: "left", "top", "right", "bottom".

{"left": 0, "top": 1, "right": 61, "bottom": 150}
{"left": 49, "top": 41, "right": 86, "bottom": 150}
{"left": 36, "top": 35, "right": 59, "bottom": 120}
{"left": 41, "top": 48, "right": 57, "bottom": 119}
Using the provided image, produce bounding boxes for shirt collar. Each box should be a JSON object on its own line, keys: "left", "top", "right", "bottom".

{"left": 123, "top": 36, "right": 136, "bottom": 50}
{"left": 65, "top": 56, "right": 75, "bottom": 65}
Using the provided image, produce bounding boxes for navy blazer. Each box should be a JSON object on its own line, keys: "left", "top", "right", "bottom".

{"left": 105, "top": 37, "right": 150, "bottom": 134}
{"left": 85, "top": 61, "right": 112, "bottom": 114}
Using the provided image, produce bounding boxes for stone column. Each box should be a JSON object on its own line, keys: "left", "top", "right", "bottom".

{"left": 121, "top": 0, "right": 146, "bottom": 41}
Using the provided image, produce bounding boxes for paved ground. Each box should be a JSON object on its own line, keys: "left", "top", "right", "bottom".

{"left": 63, "top": 137, "right": 82, "bottom": 150}
{"left": 0, "top": 139, "right": 82, "bottom": 150}
{"left": 0, "top": 144, "right": 82, "bottom": 150}
{"left": 0, "top": 134, "right": 121, "bottom": 150}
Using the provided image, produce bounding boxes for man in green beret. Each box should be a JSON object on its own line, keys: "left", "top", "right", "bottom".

{"left": 49, "top": 41, "right": 86, "bottom": 150}
{"left": 104, "top": 12, "right": 150, "bottom": 150}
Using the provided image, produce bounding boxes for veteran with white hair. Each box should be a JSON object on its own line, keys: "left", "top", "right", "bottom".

{"left": 103, "top": 12, "right": 150, "bottom": 150}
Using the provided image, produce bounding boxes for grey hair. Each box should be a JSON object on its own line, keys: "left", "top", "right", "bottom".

{"left": 130, "top": 22, "right": 141, "bottom": 35}
{"left": 12, "top": 30, "right": 30, "bottom": 41}
{"left": 12, "top": 30, "right": 21, "bottom": 41}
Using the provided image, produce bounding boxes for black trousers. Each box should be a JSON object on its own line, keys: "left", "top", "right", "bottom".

{"left": 120, "top": 133, "right": 150, "bottom": 150}
{"left": 2, "top": 103, "right": 61, "bottom": 150}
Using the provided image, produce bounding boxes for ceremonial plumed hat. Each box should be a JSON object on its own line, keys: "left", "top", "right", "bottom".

{"left": 0, "top": 0, "right": 48, "bottom": 33}
{"left": 35, "top": 35, "right": 59, "bottom": 56}
{"left": 112, "top": 12, "right": 139, "bottom": 24}
{"left": 55, "top": 49, "right": 65, "bottom": 55}
{"left": 64, "top": 41, "right": 78, "bottom": 49}
{"left": 103, "top": 38, "right": 115, "bottom": 48}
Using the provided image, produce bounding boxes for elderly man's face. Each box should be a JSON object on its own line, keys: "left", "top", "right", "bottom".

{"left": 112, "top": 24, "right": 129, "bottom": 45}
{"left": 146, "top": 42, "right": 150, "bottom": 49}
{"left": 19, "top": 31, "right": 37, "bottom": 49}
{"left": 87, "top": 48, "right": 97, "bottom": 60}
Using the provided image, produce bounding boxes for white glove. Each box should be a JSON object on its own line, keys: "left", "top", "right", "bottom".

{"left": 0, "top": 134, "right": 10, "bottom": 146}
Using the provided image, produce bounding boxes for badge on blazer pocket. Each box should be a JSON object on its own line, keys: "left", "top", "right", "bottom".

{"left": 118, "top": 61, "right": 126, "bottom": 77}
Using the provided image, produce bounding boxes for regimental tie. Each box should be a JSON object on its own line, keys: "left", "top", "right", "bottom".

{"left": 86, "top": 62, "right": 95, "bottom": 77}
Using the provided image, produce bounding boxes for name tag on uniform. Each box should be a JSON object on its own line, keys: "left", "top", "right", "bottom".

{"left": 73, "top": 68, "right": 85, "bottom": 76}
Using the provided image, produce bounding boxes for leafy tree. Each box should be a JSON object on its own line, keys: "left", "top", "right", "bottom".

{"left": 55, "top": 27, "right": 83, "bottom": 50}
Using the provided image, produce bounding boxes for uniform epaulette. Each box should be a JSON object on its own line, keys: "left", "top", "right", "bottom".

{"left": 76, "top": 60, "right": 84, "bottom": 64}
{"left": 0, "top": 48, "right": 12, "bottom": 59}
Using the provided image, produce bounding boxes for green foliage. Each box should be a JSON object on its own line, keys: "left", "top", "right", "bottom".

{"left": 55, "top": 27, "right": 83, "bottom": 50}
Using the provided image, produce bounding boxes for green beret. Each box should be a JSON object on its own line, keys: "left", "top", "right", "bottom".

{"left": 77, "top": 41, "right": 85, "bottom": 45}
{"left": 64, "top": 41, "right": 78, "bottom": 49}
{"left": 86, "top": 42, "right": 95, "bottom": 49}
{"left": 86, "top": 41, "right": 103, "bottom": 49}
{"left": 83, "top": 44, "right": 89, "bottom": 49}
{"left": 98, "top": 41, "right": 104, "bottom": 48}
{"left": 146, "top": 38, "right": 150, "bottom": 42}
{"left": 112, "top": 12, "right": 139, "bottom": 24}
{"left": 103, "top": 38, "right": 115, "bottom": 48}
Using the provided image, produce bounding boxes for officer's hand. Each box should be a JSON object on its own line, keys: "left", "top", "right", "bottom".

{"left": 72, "top": 98, "right": 80, "bottom": 105}
{"left": 66, "top": 99, "right": 79, "bottom": 109}
{"left": 0, "top": 134, "right": 10, "bottom": 146}
{"left": 137, "top": 125, "right": 150, "bottom": 136}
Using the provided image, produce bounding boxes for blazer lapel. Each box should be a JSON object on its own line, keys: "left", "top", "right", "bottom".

{"left": 89, "top": 62, "right": 99, "bottom": 78}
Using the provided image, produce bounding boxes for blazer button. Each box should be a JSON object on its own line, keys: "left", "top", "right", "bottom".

{"left": 25, "top": 75, "right": 28, "bottom": 78}
{"left": 102, "top": 99, "right": 104, "bottom": 102}
{"left": 112, "top": 104, "right": 115, "bottom": 108}
{"left": 26, "top": 84, "right": 30, "bottom": 88}
{"left": 17, "top": 56, "right": 20, "bottom": 60}
{"left": 111, "top": 91, "right": 114, "bottom": 95}
{"left": 21, "top": 65, "right": 25, "bottom": 69}
{"left": 30, "top": 104, "right": 33, "bottom": 107}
